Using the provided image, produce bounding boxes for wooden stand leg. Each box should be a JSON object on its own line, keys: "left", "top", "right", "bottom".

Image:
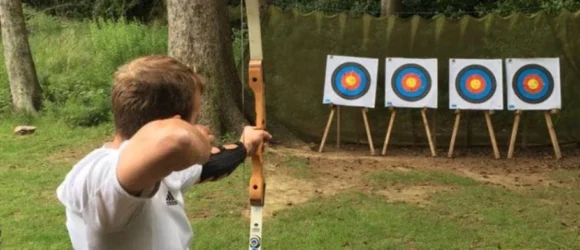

{"left": 336, "top": 106, "right": 341, "bottom": 148}
{"left": 522, "top": 114, "right": 528, "bottom": 148}
{"left": 448, "top": 110, "right": 461, "bottom": 158}
{"left": 484, "top": 111, "right": 501, "bottom": 159}
{"left": 318, "top": 105, "right": 336, "bottom": 153}
{"left": 432, "top": 111, "right": 438, "bottom": 149}
{"left": 544, "top": 110, "right": 562, "bottom": 160}
{"left": 507, "top": 110, "right": 521, "bottom": 159}
{"left": 421, "top": 108, "right": 437, "bottom": 157}
{"left": 381, "top": 107, "right": 396, "bottom": 156}
{"left": 362, "top": 108, "right": 375, "bottom": 155}
{"left": 411, "top": 110, "right": 417, "bottom": 146}
{"left": 465, "top": 111, "right": 472, "bottom": 147}
{"left": 355, "top": 111, "right": 360, "bottom": 145}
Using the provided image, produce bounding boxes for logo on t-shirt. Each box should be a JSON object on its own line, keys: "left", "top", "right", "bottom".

{"left": 166, "top": 191, "right": 178, "bottom": 206}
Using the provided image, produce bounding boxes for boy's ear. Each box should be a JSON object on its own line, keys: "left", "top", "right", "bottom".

{"left": 172, "top": 115, "right": 182, "bottom": 119}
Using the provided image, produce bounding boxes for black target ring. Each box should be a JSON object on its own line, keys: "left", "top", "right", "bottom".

{"left": 455, "top": 65, "right": 497, "bottom": 104}
{"left": 331, "top": 62, "right": 372, "bottom": 100}
{"left": 391, "top": 63, "right": 432, "bottom": 102}
{"left": 512, "top": 64, "right": 554, "bottom": 104}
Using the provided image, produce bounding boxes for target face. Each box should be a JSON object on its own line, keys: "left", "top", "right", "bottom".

{"left": 323, "top": 55, "right": 378, "bottom": 108}
{"left": 449, "top": 59, "right": 504, "bottom": 110}
{"left": 506, "top": 58, "right": 561, "bottom": 110}
{"left": 385, "top": 58, "right": 438, "bottom": 108}
{"left": 455, "top": 65, "right": 496, "bottom": 104}
{"left": 331, "top": 62, "right": 371, "bottom": 100}
{"left": 512, "top": 64, "right": 554, "bottom": 104}
{"left": 392, "top": 64, "right": 431, "bottom": 101}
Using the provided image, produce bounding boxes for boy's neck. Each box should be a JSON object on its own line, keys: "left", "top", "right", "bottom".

{"left": 104, "top": 133, "right": 125, "bottom": 149}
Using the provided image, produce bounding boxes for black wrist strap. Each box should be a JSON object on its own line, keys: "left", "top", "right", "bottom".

{"left": 199, "top": 142, "right": 247, "bottom": 183}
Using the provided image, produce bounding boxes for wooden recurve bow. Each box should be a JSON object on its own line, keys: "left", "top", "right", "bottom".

{"left": 245, "top": 0, "right": 266, "bottom": 249}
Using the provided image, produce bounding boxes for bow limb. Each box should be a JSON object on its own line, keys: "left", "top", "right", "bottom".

{"left": 245, "top": 0, "right": 266, "bottom": 249}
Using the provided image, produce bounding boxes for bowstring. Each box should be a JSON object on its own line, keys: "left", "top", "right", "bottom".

{"left": 240, "top": 0, "right": 248, "bottom": 189}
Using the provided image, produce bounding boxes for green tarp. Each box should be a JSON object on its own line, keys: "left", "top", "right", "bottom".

{"left": 261, "top": 7, "right": 580, "bottom": 148}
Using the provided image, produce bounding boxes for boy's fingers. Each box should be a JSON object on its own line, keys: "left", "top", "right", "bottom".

{"left": 262, "top": 131, "right": 272, "bottom": 140}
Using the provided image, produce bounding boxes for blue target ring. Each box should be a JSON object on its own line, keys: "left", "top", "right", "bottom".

{"left": 455, "top": 65, "right": 497, "bottom": 104}
{"left": 331, "top": 62, "right": 371, "bottom": 100}
{"left": 512, "top": 64, "right": 554, "bottom": 104}
{"left": 392, "top": 64, "right": 431, "bottom": 102}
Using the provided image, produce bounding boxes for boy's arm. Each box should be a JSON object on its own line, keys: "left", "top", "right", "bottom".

{"left": 180, "top": 143, "right": 247, "bottom": 190}
{"left": 178, "top": 126, "right": 271, "bottom": 190}
{"left": 58, "top": 118, "right": 211, "bottom": 233}
{"left": 116, "top": 117, "right": 212, "bottom": 196}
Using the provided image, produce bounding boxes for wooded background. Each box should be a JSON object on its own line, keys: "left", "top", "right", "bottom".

{"left": 2, "top": 0, "right": 580, "bottom": 147}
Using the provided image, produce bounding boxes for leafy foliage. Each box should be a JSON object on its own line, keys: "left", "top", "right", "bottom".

{"left": 0, "top": 9, "right": 168, "bottom": 126}
{"left": 21, "top": 0, "right": 580, "bottom": 21}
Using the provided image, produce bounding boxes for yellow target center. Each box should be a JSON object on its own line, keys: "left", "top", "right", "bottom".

{"left": 469, "top": 79, "right": 482, "bottom": 89}
{"left": 405, "top": 78, "right": 417, "bottom": 88}
{"left": 527, "top": 79, "right": 539, "bottom": 90}
{"left": 345, "top": 75, "right": 357, "bottom": 86}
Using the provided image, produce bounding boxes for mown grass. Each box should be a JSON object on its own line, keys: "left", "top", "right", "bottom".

{"left": 364, "top": 170, "right": 580, "bottom": 249}
{"left": 365, "top": 168, "right": 480, "bottom": 187}
{"left": 1, "top": 116, "right": 579, "bottom": 249}
{"left": 0, "top": 115, "right": 113, "bottom": 249}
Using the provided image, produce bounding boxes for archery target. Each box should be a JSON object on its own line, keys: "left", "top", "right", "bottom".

{"left": 323, "top": 55, "right": 378, "bottom": 108}
{"left": 506, "top": 58, "right": 561, "bottom": 110}
{"left": 449, "top": 59, "right": 504, "bottom": 110}
{"left": 385, "top": 58, "right": 438, "bottom": 108}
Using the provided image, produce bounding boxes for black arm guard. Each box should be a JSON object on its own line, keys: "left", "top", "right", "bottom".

{"left": 199, "top": 142, "right": 247, "bottom": 183}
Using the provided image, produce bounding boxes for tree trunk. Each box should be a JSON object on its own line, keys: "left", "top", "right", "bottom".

{"left": 0, "top": 0, "right": 42, "bottom": 114}
{"left": 380, "top": 0, "right": 402, "bottom": 16}
{"left": 167, "top": 0, "right": 246, "bottom": 137}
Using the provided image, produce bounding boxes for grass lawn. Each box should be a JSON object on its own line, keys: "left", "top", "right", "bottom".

{"left": 1, "top": 116, "right": 579, "bottom": 249}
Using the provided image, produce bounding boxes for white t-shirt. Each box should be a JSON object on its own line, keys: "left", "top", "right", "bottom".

{"left": 56, "top": 141, "right": 202, "bottom": 250}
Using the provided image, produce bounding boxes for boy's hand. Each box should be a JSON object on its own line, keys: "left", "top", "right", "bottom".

{"left": 240, "top": 126, "right": 272, "bottom": 155}
{"left": 194, "top": 125, "right": 215, "bottom": 145}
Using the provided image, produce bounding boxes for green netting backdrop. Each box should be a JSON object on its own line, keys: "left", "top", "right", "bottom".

{"left": 260, "top": 7, "right": 580, "bottom": 147}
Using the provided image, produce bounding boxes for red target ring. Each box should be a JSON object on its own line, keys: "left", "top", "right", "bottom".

{"left": 340, "top": 72, "right": 361, "bottom": 91}
{"left": 401, "top": 73, "right": 422, "bottom": 92}
{"left": 522, "top": 74, "right": 544, "bottom": 94}
{"left": 465, "top": 75, "right": 486, "bottom": 94}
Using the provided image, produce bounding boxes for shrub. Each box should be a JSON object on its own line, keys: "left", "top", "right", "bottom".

{"left": 0, "top": 9, "right": 168, "bottom": 126}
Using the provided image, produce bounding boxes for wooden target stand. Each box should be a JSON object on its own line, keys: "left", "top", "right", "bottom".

{"left": 507, "top": 109, "right": 562, "bottom": 159}
{"left": 381, "top": 107, "right": 436, "bottom": 157}
{"left": 447, "top": 109, "right": 501, "bottom": 159}
{"left": 318, "top": 104, "right": 376, "bottom": 155}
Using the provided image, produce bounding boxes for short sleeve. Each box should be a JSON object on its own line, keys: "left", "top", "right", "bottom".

{"left": 176, "top": 164, "right": 203, "bottom": 192}
{"left": 56, "top": 142, "right": 158, "bottom": 233}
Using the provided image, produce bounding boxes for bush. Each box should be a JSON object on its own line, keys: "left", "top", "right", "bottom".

{"left": 0, "top": 9, "right": 168, "bottom": 126}
{"left": 0, "top": 7, "right": 251, "bottom": 128}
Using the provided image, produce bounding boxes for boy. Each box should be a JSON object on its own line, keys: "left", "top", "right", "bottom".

{"left": 56, "top": 55, "right": 271, "bottom": 250}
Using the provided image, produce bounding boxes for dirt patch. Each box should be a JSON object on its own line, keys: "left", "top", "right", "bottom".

{"left": 263, "top": 174, "right": 316, "bottom": 217}
{"left": 243, "top": 167, "right": 359, "bottom": 218}
{"left": 48, "top": 145, "right": 99, "bottom": 164}
{"left": 375, "top": 185, "right": 452, "bottom": 207}
{"left": 455, "top": 168, "right": 560, "bottom": 189}
{"left": 241, "top": 145, "right": 579, "bottom": 220}
{"left": 268, "top": 146, "right": 578, "bottom": 190}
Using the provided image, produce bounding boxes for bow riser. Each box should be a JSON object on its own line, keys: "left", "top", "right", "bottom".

{"left": 248, "top": 60, "right": 265, "bottom": 205}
